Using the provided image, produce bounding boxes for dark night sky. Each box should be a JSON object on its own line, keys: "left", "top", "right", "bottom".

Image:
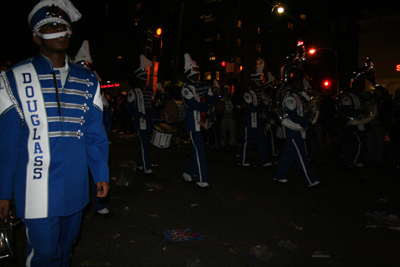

{"left": 1, "top": 0, "right": 399, "bottom": 81}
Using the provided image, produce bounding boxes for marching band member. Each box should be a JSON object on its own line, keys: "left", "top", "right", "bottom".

{"left": 181, "top": 53, "right": 216, "bottom": 189}
{"left": 221, "top": 84, "right": 238, "bottom": 148}
{"left": 0, "top": 1, "right": 110, "bottom": 265}
{"left": 208, "top": 79, "right": 223, "bottom": 148}
{"left": 127, "top": 55, "right": 157, "bottom": 174}
{"left": 262, "top": 72, "right": 279, "bottom": 157}
{"left": 273, "top": 76, "right": 320, "bottom": 187}
{"left": 239, "top": 59, "right": 273, "bottom": 167}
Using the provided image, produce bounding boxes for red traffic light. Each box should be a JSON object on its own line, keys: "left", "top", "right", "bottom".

{"left": 323, "top": 80, "right": 330, "bottom": 87}
{"left": 221, "top": 61, "right": 226, "bottom": 67}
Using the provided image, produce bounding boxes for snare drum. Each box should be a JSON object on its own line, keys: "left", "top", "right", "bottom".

{"left": 0, "top": 219, "right": 13, "bottom": 260}
{"left": 151, "top": 123, "right": 175, "bottom": 148}
{"left": 162, "top": 100, "right": 186, "bottom": 124}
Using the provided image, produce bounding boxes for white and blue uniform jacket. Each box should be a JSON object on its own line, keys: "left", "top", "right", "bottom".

{"left": 181, "top": 82, "right": 216, "bottom": 132}
{"left": 0, "top": 53, "right": 109, "bottom": 219}
{"left": 126, "top": 85, "right": 156, "bottom": 130}
{"left": 243, "top": 87, "right": 265, "bottom": 128}
{"left": 282, "top": 89, "right": 311, "bottom": 138}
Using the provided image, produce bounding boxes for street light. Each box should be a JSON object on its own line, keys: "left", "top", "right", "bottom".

{"left": 308, "top": 47, "right": 339, "bottom": 94}
{"left": 267, "top": 3, "right": 284, "bottom": 72}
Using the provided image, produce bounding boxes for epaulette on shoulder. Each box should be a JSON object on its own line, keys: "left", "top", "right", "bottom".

{"left": 10, "top": 58, "right": 35, "bottom": 70}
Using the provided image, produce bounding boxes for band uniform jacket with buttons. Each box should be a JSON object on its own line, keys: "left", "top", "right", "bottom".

{"left": 0, "top": 53, "right": 110, "bottom": 219}
{"left": 242, "top": 87, "right": 266, "bottom": 128}
{"left": 181, "top": 82, "right": 216, "bottom": 132}
{"left": 282, "top": 89, "right": 312, "bottom": 139}
{"left": 126, "top": 84, "right": 157, "bottom": 130}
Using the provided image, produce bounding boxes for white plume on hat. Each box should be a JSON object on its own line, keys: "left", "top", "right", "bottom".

{"left": 266, "top": 72, "right": 275, "bottom": 83}
{"left": 250, "top": 58, "right": 265, "bottom": 80}
{"left": 28, "top": 0, "right": 82, "bottom": 32}
{"left": 212, "top": 79, "right": 220, "bottom": 89}
{"left": 73, "top": 40, "right": 92, "bottom": 64}
{"left": 184, "top": 53, "right": 199, "bottom": 75}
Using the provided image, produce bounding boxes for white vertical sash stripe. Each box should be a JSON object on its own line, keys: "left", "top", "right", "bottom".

{"left": 14, "top": 64, "right": 50, "bottom": 219}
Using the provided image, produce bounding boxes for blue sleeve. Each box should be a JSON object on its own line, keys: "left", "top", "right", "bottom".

{"left": 181, "top": 85, "right": 210, "bottom": 113}
{"left": 86, "top": 85, "right": 110, "bottom": 184}
{"left": 0, "top": 73, "right": 23, "bottom": 200}
{"left": 206, "top": 87, "right": 217, "bottom": 118}
{"left": 286, "top": 108, "right": 311, "bottom": 129}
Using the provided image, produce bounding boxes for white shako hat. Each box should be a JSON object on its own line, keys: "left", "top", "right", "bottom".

{"left": 184, "top": 53, "right": 200, "bottom": 78}
{"left": 73, "top": 40, "right": 93, "bottom": 65}
{"left": 28, "top": 0, "right": 82, "bottom": 38}
{"left": 134, "top": 54, "right": 152, "bottom": 81}
{"left": 250, "top": 58, "right": 265, "bottom": 81}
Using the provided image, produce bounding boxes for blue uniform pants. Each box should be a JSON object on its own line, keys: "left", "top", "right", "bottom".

{"left": 185, "top": 131, "right": 208, "bottom": 183}
{"left": 240, "top": 126, "right": 271, "bottom": 165}
{"left": 137, "top": 128, "right": 152, "bottom": 171}
{"left": 23, "top": 211, "right": 83, "bottom": 267}
{"left": 274, "top": 135, "right": 318, "bottom": 185}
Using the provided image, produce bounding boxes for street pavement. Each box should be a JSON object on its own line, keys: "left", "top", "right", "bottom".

{"left": 3, "top": 131, "right": 400, "bottom": 267}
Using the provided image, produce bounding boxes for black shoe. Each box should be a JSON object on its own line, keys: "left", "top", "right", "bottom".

{"left": 95, "top": 211, "right": 114, "bottom": 218}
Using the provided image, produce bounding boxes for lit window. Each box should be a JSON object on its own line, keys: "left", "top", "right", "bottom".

{"left": 216, "top": 71, "right": 220, "bottom": 80}
{"left": 288, "top": 22, "right": 294, "bottom": 30}
{"left": 257, "top": 27, "right": 261, "bottom": 34}
{"left": 300, "top": 14, "right": 306, "bottom": 20}
{"left": 238, "top": 20, "right": 242, "bottom": 28}
{"left": 255, "top": 43, "right": 262, "bottom": 51}
{"left": 204, "top": 72, "right": 212, "bottom": 80}
{"left": 237, "top": 38, "right": 242, "bottom": 46}
{"left": 209, "top": 52, "right": 216, "bottom": 61}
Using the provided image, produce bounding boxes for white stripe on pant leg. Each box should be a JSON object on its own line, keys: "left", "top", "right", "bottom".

{"left": 269, "top": 128, "right": 276, "bottom": 155}
{"left": 190, "top": 131, "right": 203, "bottom": 182}
{"left": 242, "top": 127, "right": 248, "bottom": 165}
{"left": 137, "top": 131, "right": 147, "bottom": 170}
{"left": 292, "top": 139, "right": 312, "bottom": 185}
{"left": 25, "top": 225, "right": 34, "bottom": 267}
{"left": 353, "top": 131, "right": 361, "bottom": 165}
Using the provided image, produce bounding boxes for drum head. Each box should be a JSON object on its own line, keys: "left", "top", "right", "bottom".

{"left": 163, "top": 100, "right": 178, "bottom": 124}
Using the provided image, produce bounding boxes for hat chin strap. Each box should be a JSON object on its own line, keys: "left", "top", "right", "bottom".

{"left": 34, "top": 30, "right": 72, "bottom": 39}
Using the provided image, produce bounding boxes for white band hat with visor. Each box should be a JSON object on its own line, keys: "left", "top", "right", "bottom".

{"left": 184, "top": 53, "right": 200, "bottom": 83}
{"left": 134, "top": 55, "right": 152, "bottom": 81}
{"left": 28, "top": 0, "right": 82, "bottom": 40}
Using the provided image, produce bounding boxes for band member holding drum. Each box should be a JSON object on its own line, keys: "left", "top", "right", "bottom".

{"left": 127, "top": 55, "right": 158, "bottom": 174}
{"left": 273, "top": 76, "right": 320, "bottom": 187}
{"left": 0, "top": 1, "right": 110, "bottom": 265}
{"left": 239, "top": 59, "right": 273, "bottom": 168}
{"left": 181, "top": 53, "right": 216, "bottom": 189}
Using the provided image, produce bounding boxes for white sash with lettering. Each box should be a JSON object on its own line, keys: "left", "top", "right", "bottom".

{"left": 134, "top": 88, "right": 147, "bottom": 130}
{"left": 249, "top": 90, "right": 257, "bottom": 128}
{"left": 13, "top": 63, "right": 50, "bottom": 219}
